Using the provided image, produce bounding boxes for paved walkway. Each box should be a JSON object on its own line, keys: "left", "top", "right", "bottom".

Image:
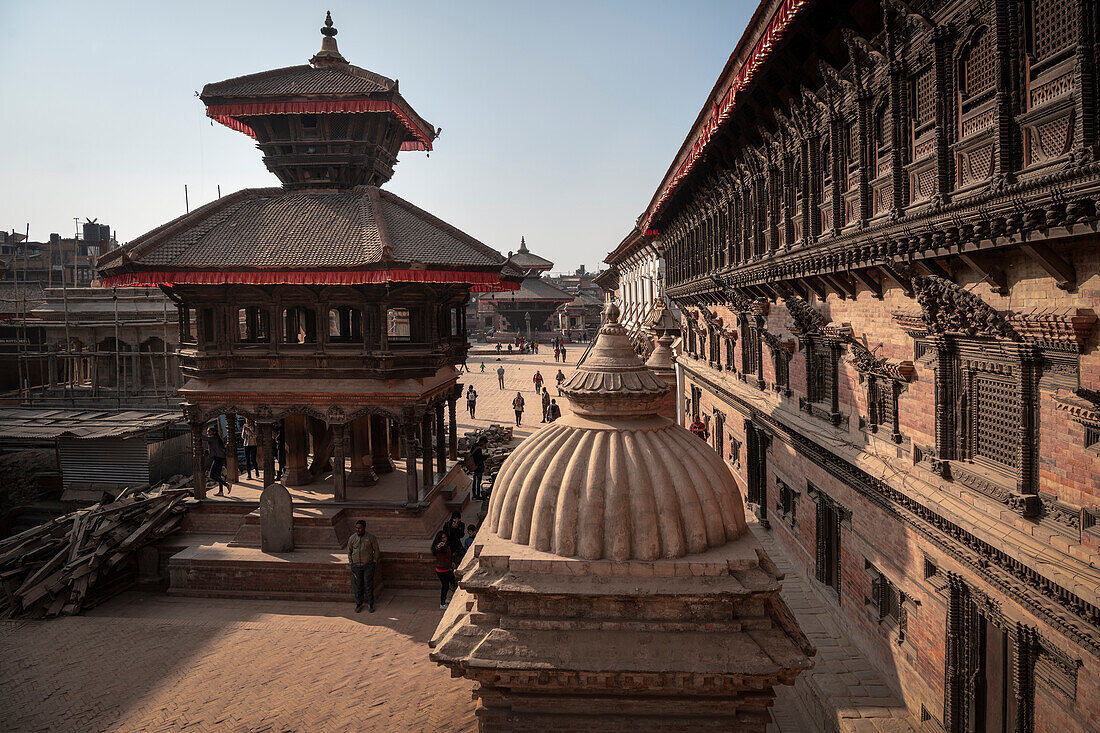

{"left": 456, "top": 349, "right": 581, "bottom": 439}
{"left": 750, "top": 519, "right": 919, "bottom": 733}
{"left": 0, "top": 591, "right": 476, "bottom": 733}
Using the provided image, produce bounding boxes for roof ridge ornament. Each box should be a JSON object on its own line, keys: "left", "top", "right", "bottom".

{"left": 311, "top": 11, "right": 348, "bottom": 67}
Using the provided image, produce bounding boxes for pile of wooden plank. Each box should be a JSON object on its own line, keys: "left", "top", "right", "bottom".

{"left": 0, "top": 488, "right": 191, "bottom": 618}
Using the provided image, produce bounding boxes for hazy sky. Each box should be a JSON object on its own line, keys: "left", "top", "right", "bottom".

{"left": 0, "top": 1, "right": 752, "bottom": 273}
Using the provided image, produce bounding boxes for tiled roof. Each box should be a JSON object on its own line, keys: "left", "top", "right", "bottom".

{"left": 100, "top": 187, "right": 509, "bottom": 273}
{"left": 510, "top": 250, "right": 554, "bottom": 270}
{"left": 481, "top": 276, "right": 574, "bottom": 302}
{"left": 201, "top": 64, "right": 394, "bottom": 99}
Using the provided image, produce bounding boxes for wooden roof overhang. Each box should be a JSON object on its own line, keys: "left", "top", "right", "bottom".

{"left": 639, "top": 0, "right": 812, "bottom": 234}
{"left": 100, "top": 267, "right": 521, "bottom": 292}
{"left": 205, "top": 96, "right": 435, "bottom": 152}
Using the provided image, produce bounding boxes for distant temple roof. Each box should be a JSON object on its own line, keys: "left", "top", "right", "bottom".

{"left": 508, "top": 237, "right": 553, "bottom": 273}
{"left": 480, "top": 273, "right": 574, "bottom": 302}
{"left": 99, "top": 187, "right": 522, "bottom": 291}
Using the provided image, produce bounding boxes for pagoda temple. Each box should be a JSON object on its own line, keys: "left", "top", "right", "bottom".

{"left": 477, "top": 237, "right": 573, "bottom": 336}
{"left": 98, "top": 13, "right": 520, "bottom": 519}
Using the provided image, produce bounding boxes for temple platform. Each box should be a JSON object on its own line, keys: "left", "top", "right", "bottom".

{"left": 162, "top": 460, "right": 480, "bottom": 601}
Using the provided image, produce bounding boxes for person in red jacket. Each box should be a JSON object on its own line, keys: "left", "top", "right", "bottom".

{"left": 689, "top": 414, "right": 709, "bottom": 441}
{"left": 432, "top": 530, "right": 454, "bottom": 610}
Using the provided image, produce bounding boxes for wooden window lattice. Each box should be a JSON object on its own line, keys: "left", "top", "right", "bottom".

{"left": 1033, "top": 0, "right": 1077, "bottom": 61}
{"left": 973, "top": 375, "right": 1020, "bottom": 469}
{"left": 913, "top": 68, "right": 935, "bottom": 128}
{"left": 962, "top": 29, "right": 995, "bottom": 99}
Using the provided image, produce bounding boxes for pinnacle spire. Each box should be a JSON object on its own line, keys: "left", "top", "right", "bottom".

{"left": 311, "top": 10, "right": 347, "bottom": 66}
{"left": 519, "top": 236, "right": 529, "bottom": 253}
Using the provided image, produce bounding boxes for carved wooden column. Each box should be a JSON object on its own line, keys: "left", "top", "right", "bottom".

{"left": 447, "top": 393, "right": 458, "bottom": 461}
{"left": 331, "top": 422, "right": 347, "bottom": 502}
{"left": 371, "top": 414, "right": 394, "bottom": 473}
{"left": 402, "top": 409, "right": 420, "bottom": 504}
{"left": 931, "top": 335, "right": 954, "bottom": 476}
{"left": 349, "top": 416, "right": 378, "bottom": 487}
{"left": 932, "top": 24, "right": 955, "bottom": 205}
{"left": 856, "top": 91, "right": 873, "bottom": 224}
{"left": 189, "top": 418, "right": 207, "bottom": 500}
{"left": 257, "top": 421, "right": 275, "bottom": 488}
{"left": 283, "top": 414, "right": 311, "bottom": 486}
{"left": 225, "top": 413, "right": 239, "bottom": 483}
{"left": 435, "top": 401, "right": 446, "bottom": 476}
{"left": 421, "top": 411, "right": 433, "bottom": 489}
{"left": 943, "top": 574, "right": 966, "bottom": 733}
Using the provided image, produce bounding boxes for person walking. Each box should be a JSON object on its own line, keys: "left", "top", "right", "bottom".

{"left": 554, "top": 346, "right": 560, "bottom": 362}
{"left": 432, "top": 530, "right": 454, "bottom": 609}
{"left": 479, "top": 362, "right": 485, "bottom": 372}
{"left": 555, "top": 369, "right": 566, "bottom": 395}
{"left": 560, "top": 346, "right": 567, "bottom": 363}
{"left": 532, "top": 370, "right": 544, "bottom": 393}
{"left": 466, "top": 386, "right": 478, "bottom": 419}
{"left": 497, "top": 364, "right": 506, "bottom": 390}
{"left": 548, "top": 399, "right": 562, "bottom": 422}
{"left": 540, "top": 387, "right": 551, "bottom": 423}
{"left": 512, "top": 392, "right": 525, "bottom": 426}
{"left": 204, "top": 425, "right": 229, "bottom": 496}
{"left": 241, "top": 418, "right": 259, "bottom": 480}
{"left": 495, "top": 342, "right": 502, "bottom": 354}
{"left": 347, "top": 520, "right": 379, "bottom": 613}
{"left": 470, "top": 437, "right": 487, "bottom": 499}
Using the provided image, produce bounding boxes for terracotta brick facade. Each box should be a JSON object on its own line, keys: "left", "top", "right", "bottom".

{"left": 675, "top": 243, "right": 1100, "bottom": 731}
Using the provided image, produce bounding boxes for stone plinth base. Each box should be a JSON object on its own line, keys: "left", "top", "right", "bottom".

{"left": 430, "top": 532, "right": 814, "bottom": 732}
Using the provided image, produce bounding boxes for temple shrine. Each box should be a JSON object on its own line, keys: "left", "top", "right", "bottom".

{"left": 475, "top": 237, "right": 573, "bottom": 337}
{"left": 96, "top": 14, "right": 519, "bottom": 595}
{"left": 431, "top": 303, "right": 813, "bottom": 731}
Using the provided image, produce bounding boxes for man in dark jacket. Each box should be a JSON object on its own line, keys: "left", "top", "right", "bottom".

{"left": 470, "top": 438, "right": 487, "bottom": 500}
{"left": 445, "top": 511, "right": 466, "bottom": 563}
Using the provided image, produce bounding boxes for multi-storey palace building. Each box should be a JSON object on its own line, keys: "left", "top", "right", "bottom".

{"left": 629, "top": 0, "right": 1100, "bottom": 730}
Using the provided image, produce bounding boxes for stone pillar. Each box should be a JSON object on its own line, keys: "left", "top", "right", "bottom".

{"left": 48, "top": 354, "right": 57, "bottom": 390}
{"left": 403, "top": 417, "right": 419, "bottom": 504}
{"left": 349, "top": 417, "right": 378, "bottom": 487}
{"left": 371, "top": 414, "right": 394, "bottom": 473}
{"left": 225, "top": 413, "right": 239, "bottom": 483}
{"left": 447, "top": 394, "right": 458, "bottom": 460}
{"left": 189, "top": 419, "right": 207, "bottom": 500}
{"left": 258, "top": 421, "right": 275, "bottom": 488}
{"left": 435, "top": 402, "right": 446, "bottom": 477}
{"left": 283, "top": 414, "right": 311, "bottom": 486}
{"left": 421, "top": 412, "right": 433, "bottom": 489}
{"left": 331, "top": 422, "right": 347, "bottom": 502}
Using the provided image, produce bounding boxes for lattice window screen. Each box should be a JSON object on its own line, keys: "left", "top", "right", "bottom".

{"left": 973, "top": 375, "right": 1020, "bottom": 468}
{"left": 1034, "top": 0, "right": 1077, "bottom": 61}
{"left": 913, "top": 69, "right": 935, "bottom": 127}
{"left": 962, "top": 29, "right": 995, "bottom": 99}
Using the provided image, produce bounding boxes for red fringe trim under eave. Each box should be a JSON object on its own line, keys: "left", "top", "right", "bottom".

{"left": 642, "top": 0, "right": 809, "bottom": 230}
{"left": 206, "top": 99, "right": 433, "bottom": 151}
{"left": 101, "top": 269, "right": 520, "bottom": 292}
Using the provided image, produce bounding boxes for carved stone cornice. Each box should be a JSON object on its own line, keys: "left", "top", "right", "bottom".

{"left": 911, "top": 274, "right": 1021, "bottom": 340}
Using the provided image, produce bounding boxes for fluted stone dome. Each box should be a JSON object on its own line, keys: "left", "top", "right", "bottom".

{"left": 485, "top": 303, "right": 747, "bottom": 561}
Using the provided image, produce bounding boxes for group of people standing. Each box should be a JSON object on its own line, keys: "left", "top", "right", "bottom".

{"left": 431, "top": 511, "right": 477, "bottom": 609}
{"left": 201, "top": 417, "right": 286, "bottom": 496}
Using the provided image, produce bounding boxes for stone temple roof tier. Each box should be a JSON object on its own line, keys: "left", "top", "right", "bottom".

{"left": 485, "top": 302, "right": 746, "bottom": 561}
{"left": 97, "top": 187, "right": 522, "bottom": 291}
{"left": 199, "top": 13, "right": 437, "bottom": 188}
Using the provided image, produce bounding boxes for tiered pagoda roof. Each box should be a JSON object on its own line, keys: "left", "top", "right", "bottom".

{"left": 98, "top": 13, "right": 519, "bottom": 293}
{"left": 507, "top": 237, "right": 553, "bottom": 273}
